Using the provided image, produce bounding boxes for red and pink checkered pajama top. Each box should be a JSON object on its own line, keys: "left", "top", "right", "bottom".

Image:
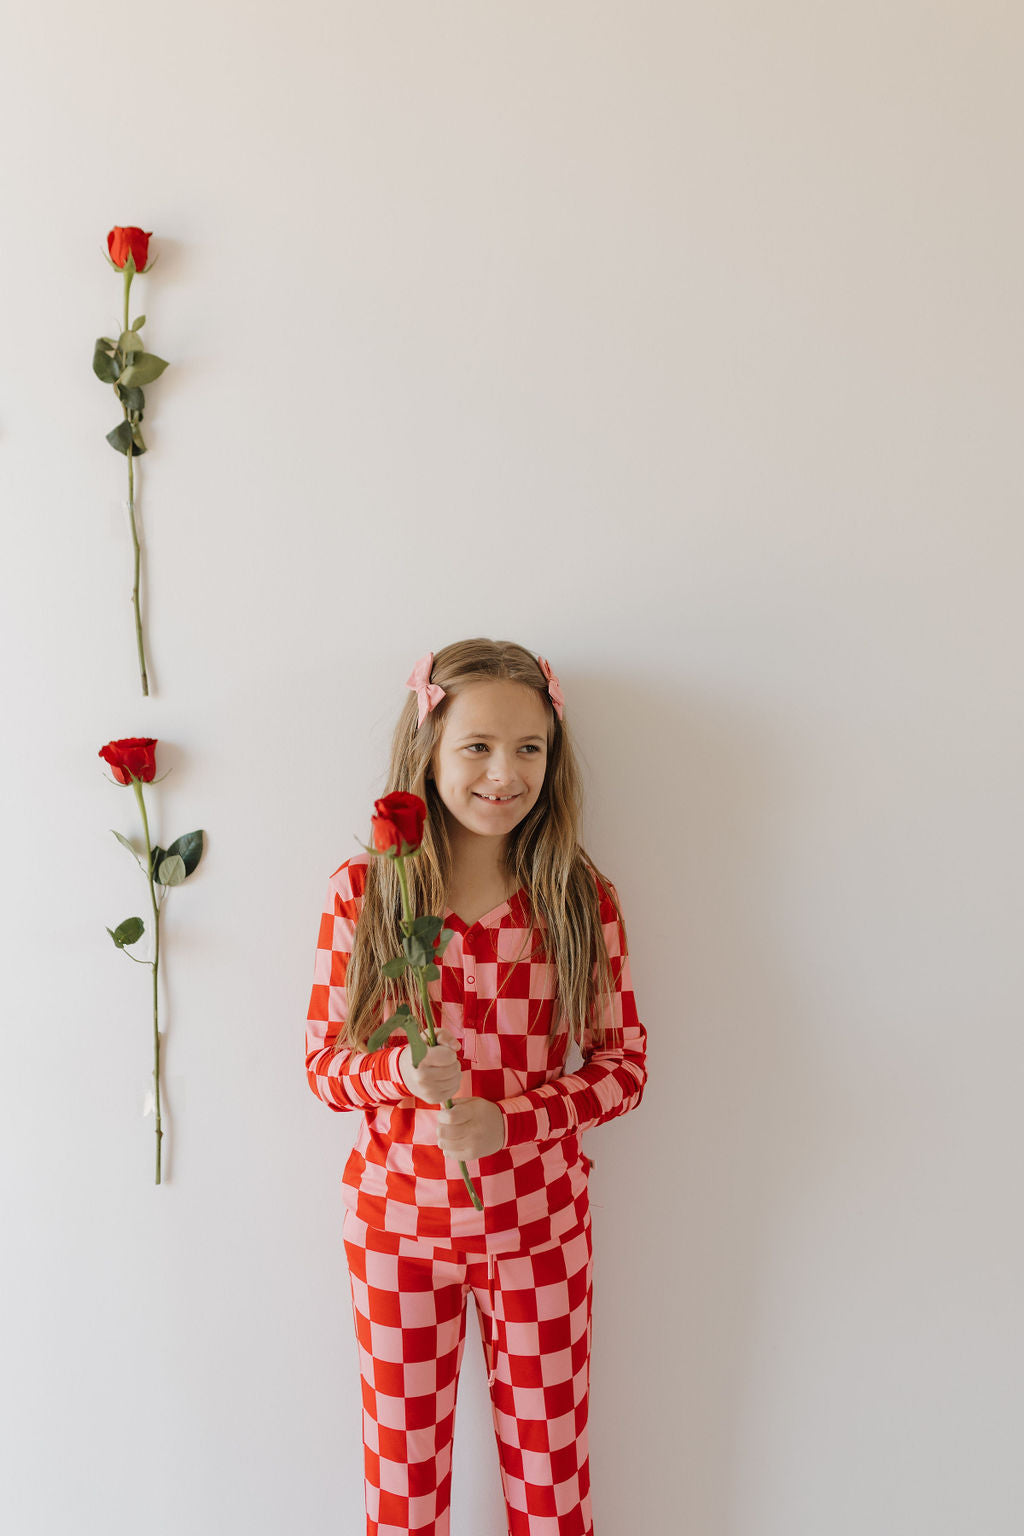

{"left": 305, "top": 853, "right": 647, "bottom": 1253}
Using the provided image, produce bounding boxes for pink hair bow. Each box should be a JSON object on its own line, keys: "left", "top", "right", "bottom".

{"left": 537, "top": 656, "right": 565, "bottom": 720}
{"left": 406, "top": 652, "right": 446, "bottom": 728}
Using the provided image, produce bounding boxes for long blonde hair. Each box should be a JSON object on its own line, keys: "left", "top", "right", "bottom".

{"left": 338, "top": 638, "right": 623, "bottom": 1050}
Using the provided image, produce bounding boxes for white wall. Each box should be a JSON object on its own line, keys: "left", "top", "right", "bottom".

{"left": 2, "top": 4, "right": 1021, "bottom": 1533}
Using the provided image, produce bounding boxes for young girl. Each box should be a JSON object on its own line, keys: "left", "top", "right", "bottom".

{"left": 305, "top": 638, "right": 647, "bottom": 1536}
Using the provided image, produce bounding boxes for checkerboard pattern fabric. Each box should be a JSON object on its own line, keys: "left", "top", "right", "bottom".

{"left": 344, "top": 1207, "right": 594, "bottom": 1536}
{"left": 305, "top": 853, "right": 647, "bottom": 1252}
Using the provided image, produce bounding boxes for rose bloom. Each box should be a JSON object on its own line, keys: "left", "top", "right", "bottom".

{"left": 107, "top": 226, "right": 152, "bottom": 271}
{"left": 371, "top": 792, "right": 427, "bottom": 854}
{"left": 99, "top": 737, "right": 158, "bottom": 785}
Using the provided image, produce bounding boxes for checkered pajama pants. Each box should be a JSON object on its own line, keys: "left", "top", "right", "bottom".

{"left": 343, "top": 1209, "right": 594, "bottom": 1536}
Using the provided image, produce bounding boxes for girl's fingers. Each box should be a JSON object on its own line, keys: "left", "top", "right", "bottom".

{"left": 424, "top": 1046, "right": 458, "bottom": 1075}
{"left": 437, "top": 1098, "right": 505, "bottom": 1160}
{"left": 437, "top": 1105, "right": 463, "bottom": 1147}
{"left": 400, "top": 1039, "right": 462, "bottom": 1102}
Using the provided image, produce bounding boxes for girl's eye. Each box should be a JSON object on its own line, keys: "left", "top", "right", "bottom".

{"left": 464, "top": 742, "right": 541, "bottom": 754}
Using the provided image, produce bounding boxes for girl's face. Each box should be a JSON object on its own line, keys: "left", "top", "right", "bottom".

{"left": 430, "top": 680, "right": 550, "bottom": 844}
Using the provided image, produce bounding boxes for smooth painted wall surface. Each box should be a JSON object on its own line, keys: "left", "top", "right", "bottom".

{"left": 2, "top": 4, "right": 1021, "bottom": 1533}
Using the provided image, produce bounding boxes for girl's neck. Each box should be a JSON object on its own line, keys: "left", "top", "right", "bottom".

{"left": 444, "top": 825, "right": 517, "bottom": 922}
{"left": 447, "top": 823, "right": 509, "bottom": 890}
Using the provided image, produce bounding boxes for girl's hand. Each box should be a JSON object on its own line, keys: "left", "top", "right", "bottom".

{"left": 437, "top": 1098, "right": 505, "bottom": 1161}
{"left": 399, "top": 1027, "right": 462, "bottom": 1104}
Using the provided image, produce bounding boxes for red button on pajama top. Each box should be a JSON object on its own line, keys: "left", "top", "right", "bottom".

{"left": 305, "top": 852, "right": 648, "bottom": 1254}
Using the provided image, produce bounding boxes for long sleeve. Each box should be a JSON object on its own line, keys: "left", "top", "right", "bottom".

{"left": 305, "top": 865, "right": 409, "bottom": 1112}
{"left": 498, "top": 899, "right": 647, "bottom": 1148}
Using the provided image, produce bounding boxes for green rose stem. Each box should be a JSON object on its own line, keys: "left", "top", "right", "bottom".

{"left": 126, "top": 445, "right": 147, "bottom": 696}
{"left": 131, "top": 774, "right": 163, "bottom": 1183}
{"left": 393, "top": 851, "right": 483, "bottom": 1212}
{"left": 122, "top": 262, "right": 148, "bottom": 696}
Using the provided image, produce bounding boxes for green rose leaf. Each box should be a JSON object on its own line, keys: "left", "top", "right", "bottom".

{"left": 108, "top": 916, "right": 145, "bottom": 949}
{"left": 119, "top": 352, "right": 169, "bottom": 387}
{"left": 367, "top": 1003, "right": 412, "bottom": 1048}
{"left": 131, "top": 314, "right": 146, "bottom": 330}
{"left": 105, "top": 420, "right": 130, "bottom": 453}
{"left": 422, "top": 963, "right": 440, "bottom": 982}
{"left": 368, "top": 1004, "right": 427, "bottom": 1066}
{"left": 111, "top": 829, "right": 141, "bottom": 863}
{"left": 403, "top": 936, "right": 432, "bottom": 968}
{"left": 165, "top": 830, "right": 204, "bottom": 877}
{"left": 407, "top": 1032, "right": 428, "bottom": 1068}
{"left": 410, "top": 915, "right": 444, "bottom": 941}
{"left": 381, "top": 956, "right": 408, "bottom": 979}
{"left": 116, "top": 384, "right": 146, "bottom": 413}
{"left": 366, "top": 1023, "right": 390, "bottom": 1049}
{"left": 157, "top": 854, "right": 187, "bottom": 887}
{"left": 92, "top": 342, "right": 120, "bottom": 384}
{"left": 148, "top": 844, "right": 167, "bottom": 876}
{"left": 118, "top": 330, "right": 145, "bottom": 355}
{"left": 105, "top": 420, "right": 148, "bottom": 454}
{"left": 436, "top": 928, "right": 455, "bottom": 955}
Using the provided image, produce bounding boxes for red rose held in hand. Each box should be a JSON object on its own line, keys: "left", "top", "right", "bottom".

{"left": 107, "top": 226, "right": 152, "bottom": 271}
{"left": 99, "top": 737, "right": 158, "bottom": 785}
{"left": 371, "top": 792, "right": 427, "bottom": 854}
